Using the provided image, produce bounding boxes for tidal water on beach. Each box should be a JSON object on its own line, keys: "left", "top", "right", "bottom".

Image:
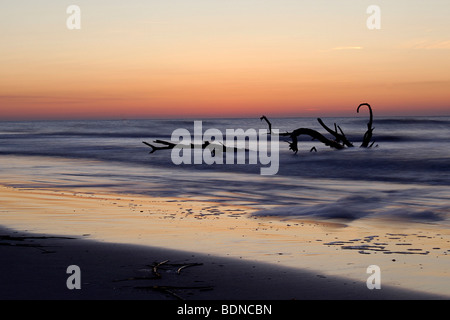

{"left": 1, "top": 116, "right": 450, "bottom": 226}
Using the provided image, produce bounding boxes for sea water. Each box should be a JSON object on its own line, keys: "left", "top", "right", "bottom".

{"left": 0, "top": 116, "right": 449, "bottom": 225}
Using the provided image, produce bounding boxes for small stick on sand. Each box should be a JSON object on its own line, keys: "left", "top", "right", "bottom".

{"left": 152, "top": 260, "right": 169, "bottom": 278}
{"left": 177, "top": 263, "right": 203, "bottom": 275}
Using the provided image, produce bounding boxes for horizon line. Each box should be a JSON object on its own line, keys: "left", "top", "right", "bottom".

{"left": 1, "top": 112, "right": 450, "bottom": 122}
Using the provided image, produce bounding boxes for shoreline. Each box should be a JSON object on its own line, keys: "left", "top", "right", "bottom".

{"left": 0, "top": 225, "right": 446, "bottom": 300}
{"left": 1, "top": 183, "right": 450, "bottom": 299}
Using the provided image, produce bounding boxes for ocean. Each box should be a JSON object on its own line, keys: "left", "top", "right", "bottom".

{"left": 1, "top": 116, "right": 449, "bottom": 226}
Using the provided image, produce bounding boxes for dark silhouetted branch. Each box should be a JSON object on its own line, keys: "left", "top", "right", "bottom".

{"left": 280, "top": 128, "right": 345, "bottom": 154}
{"left": 143, "top": 139, "right": 249, "bottom": 155}
{"left": 260, "top": 116, "right": 347, "bottom": 153}
{"left": 143, "top": 140, "right": 212, "bottom": 154}
{"left": 357, "top": 103, "right": 375, "bottom": 148}
{"left": 260, "top": 115, "right": 273, "bottom": 134}
{"left": 142, "top": 141, "right": 175, "bottom": 154}
{"left": 317, "top": 118, "right": 353, "bottom": 147}
{"left": 144, "top": 103, "right": 376, "bottom": 157}
{"left": 261, "top": 102, "right": 376, "bottom": 154}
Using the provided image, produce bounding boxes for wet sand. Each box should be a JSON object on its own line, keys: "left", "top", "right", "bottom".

{"left": 0, "top": 226, "right": 447, "bottom": 300}
{"left": 1, "top": 184, "right": 449, "bottom": 299}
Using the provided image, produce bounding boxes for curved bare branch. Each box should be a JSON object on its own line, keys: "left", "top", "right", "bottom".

{"left": 357, "top": 103, "right": 375, "bottom": 148}
{"left": 317, "top": 118, "right": 353, "bottom": 147}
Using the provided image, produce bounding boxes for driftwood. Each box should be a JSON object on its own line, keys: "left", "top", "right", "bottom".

{"left": 113, "top": 261, "right": 204, "bottom": 282}
{"left": 113, "top": 260, "right": 210, "bottom": 300}
{"left": 260, "top": 102, "right": 376, "bottom": 154}
{"left": 282, "top": 128, "right": 345, "bottom": 154}
{"left": 317, "top": 118, "right": 353, "bottom": 147}
{"left": 143, "top": 140, "right": 213, "bottom": 154}
{"left": 142, "top": 140, "right": 248, "bottom": 154}
{"left": 357, "top": 103, "right": 375, "bottom": 148}
{"left": 152, "top": 259, "right": 169, "bottom": 278}
{"left": 177, "top": 263, "right": 203, "bottom": 275}
{"left": 143, "top": 102, "right": 376, "bottom": 156}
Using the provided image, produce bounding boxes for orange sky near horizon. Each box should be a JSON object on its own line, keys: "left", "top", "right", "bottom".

{"left": 1, "top": 1, "right": 449, "bottom": 120}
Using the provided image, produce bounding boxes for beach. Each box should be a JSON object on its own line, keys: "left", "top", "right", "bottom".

{"left": 1, "top": 117, "right": 450, "bottom": 300}
{"left": 3, "top": 0, "right": 450, "bottom": 305}
{"left": 1, "top": 181, "right": 449, "bottom": 300}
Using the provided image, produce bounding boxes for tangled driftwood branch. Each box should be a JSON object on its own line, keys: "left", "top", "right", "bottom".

{"left": 357, "top": 103, "right": 375, "bottom": 148}
{"left": 143, "top": 102, "right": 376, "bottom": 156}
{"left": 261, "top": 103, "right": 376, "bottom": 154}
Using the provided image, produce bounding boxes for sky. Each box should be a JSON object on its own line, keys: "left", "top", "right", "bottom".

{"left": 1, "top": 0, "right": 450, "bottom": 120}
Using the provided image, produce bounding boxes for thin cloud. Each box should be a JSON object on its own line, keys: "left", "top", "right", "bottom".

{"left": 318, "top": 46, "right": 363, "bottom": 53}
{"left": 331, "top": 46, "right": 363, "bottom": 51}
{"left": 402, "top": 39, "right": 450, "bottom": 50}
